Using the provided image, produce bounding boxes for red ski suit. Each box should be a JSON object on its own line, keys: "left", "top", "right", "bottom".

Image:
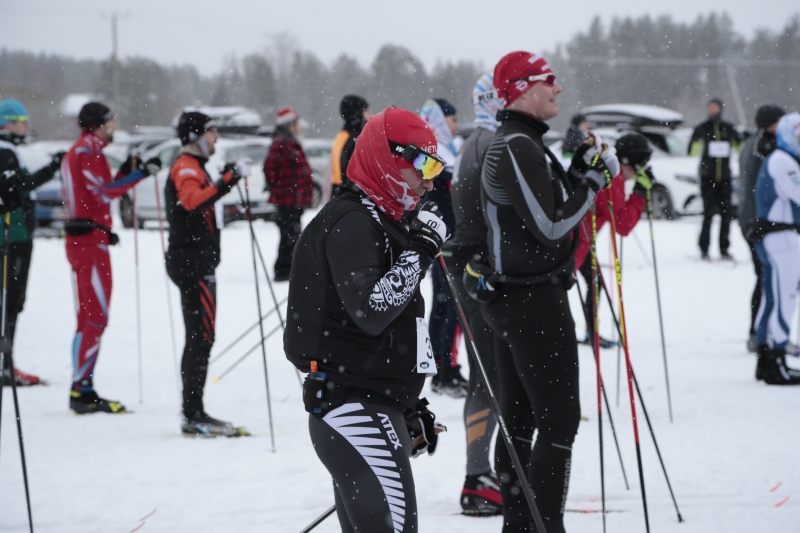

{"left": 574, "top": 173, "right": 645, "bottom": 269}
{"left": 61, "top": 131, "right": 147, "bottom": 389}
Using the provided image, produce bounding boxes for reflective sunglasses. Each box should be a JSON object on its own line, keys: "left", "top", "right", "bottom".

{"left": 506, "top": 73, "right": 557, "bottom": 86}
{"left": 388, "top": 141, "right": 446, "bottom": 181}
{"left": 2, "top": 115, "right": 28, "bottom": 123}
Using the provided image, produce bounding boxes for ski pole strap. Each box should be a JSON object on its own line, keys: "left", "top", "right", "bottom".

{"left": 64, "top": 219, "right": 120, "bottom": 245}
{"left": 748, "top": 220, "right": 800, "bottom": 243}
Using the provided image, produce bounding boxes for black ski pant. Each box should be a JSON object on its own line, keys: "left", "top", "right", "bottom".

{"left": 169, "top": 270, "right": 217, "bottom": 416}
{"left": 699, "top": 178, "right": 732, "bottom": 255}
{"left": 748, "top": 238, "right": 763, "bottom": 336}
{"left": 274, "top": 206, "right": 303, "bottom": 278}
{"left": 309, "top": 399, "right": 417, "bottom": 532}
{"left": 482, "top": 285, "right": 581, "bottom": 533}
{"left": 446, "top": 256, "right": 499, "bottom": 476}
{"left": 0, "top": 242, "right": 33, "bottom": 370}
{"left": 577, "top": 255, "right": 595, "bottom": 340}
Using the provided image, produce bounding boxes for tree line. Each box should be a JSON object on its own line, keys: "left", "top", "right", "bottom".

{"left": 1, "top": 12, "right": 798, "bottom": 140}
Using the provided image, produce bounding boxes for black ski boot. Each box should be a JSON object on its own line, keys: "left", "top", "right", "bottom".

{"left": 461, "top": 471, "right": 503, "bottom": 516}
{"left": 756, "top": 345, "right": 800, "bottom": 385}
{"left": 431, "top": 363, "right": 468, "bottom": 398}
{"left": 182, "top": 411, "right": 250, "bottom": 437}
{"left": 70, "top": 390, "right": 128, "bottom": 414}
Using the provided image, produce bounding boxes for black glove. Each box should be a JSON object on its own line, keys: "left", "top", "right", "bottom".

{"left": 463, "top": 256, "right": 499, "bottom": 303}
{"left": 0, "top": 171, "right": 24, "bottom": 213}
{"left": 404, "top": 398, "right": 446, "bottom": 458}
{"left": 583, "top": 149, "right": 617, "bottom": 193}
{"left": 142, "top": 156, "right": 162, "bottom": 177}
{"left": 49, "top": 151, "right": 66, "bottom": 169}
{"left": 216, "top": 162, "right": 244, "bottom": 195}
{"left": 408, "top": 202, "right": 450, "bottom": 258}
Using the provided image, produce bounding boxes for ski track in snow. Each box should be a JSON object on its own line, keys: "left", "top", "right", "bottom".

{"left": 1, "top": 213, "right": 798, "bottom": 532}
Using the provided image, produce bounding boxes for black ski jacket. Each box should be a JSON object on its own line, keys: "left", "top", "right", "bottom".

{"left": 480, "top": 110, "right": 595, "bottom": 278}
{"left": 689, "top": 117, "right": 742, "bottom": 182}
{"left": 738, "top": 129, "right": 778, "bottom": 235}
{"left": 451, "top": 126, "right": 494, "bottom": 245}
{"left": 284, "top": 187, "right": 432, "bottom": 409}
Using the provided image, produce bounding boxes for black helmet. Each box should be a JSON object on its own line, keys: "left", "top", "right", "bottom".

{"left": 755, "top": 104, "right": 785, "bottom": 129}
{"left": 177, "top": 111, "right": 216, "bottom": 145}
{"left": 615, "top": 132, "right": 652, "bottom": 167}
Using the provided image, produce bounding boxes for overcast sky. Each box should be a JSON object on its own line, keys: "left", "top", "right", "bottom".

{"left": 2, "top": 0, "right": 798, "bottom": 75}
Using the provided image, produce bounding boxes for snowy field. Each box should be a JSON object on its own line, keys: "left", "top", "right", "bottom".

{"left": 1, "top": 211, "right": 799, "bottom": 532}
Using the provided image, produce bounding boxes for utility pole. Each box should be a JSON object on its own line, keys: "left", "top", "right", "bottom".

{"left": 112, "top": 12, "right": 120, "bottom": 126}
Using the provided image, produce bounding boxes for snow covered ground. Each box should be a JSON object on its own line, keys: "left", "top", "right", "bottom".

{"left": 1, "top": 212, "right": 798, "bottom": 532}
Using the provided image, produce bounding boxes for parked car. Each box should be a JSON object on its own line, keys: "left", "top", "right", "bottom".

{"left": 121, "top": 136, "right": 332, "bottom": 228}
{"left": 552, "top": 104, "right": 739, "bottom": 219}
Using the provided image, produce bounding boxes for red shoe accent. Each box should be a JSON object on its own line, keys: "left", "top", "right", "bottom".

{"left": 461, "top": 487, "right": 503, "bottom": 506}
{"left": 14, "top": 368, "right": 47, "bottom": 386}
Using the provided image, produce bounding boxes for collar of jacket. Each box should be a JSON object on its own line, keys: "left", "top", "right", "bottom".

{"left": 181, "top": 143, "right": 209, "bottom": 163}
{"left": 497, "top": 110, "right": 550, "bottom": 136}
{"left": 0, "top": 130, "right": 25, "bottom": 146}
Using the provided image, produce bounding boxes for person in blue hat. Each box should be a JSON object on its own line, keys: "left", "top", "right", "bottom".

{"left": 0, "top": 99, "right": 64, "bottom": 386}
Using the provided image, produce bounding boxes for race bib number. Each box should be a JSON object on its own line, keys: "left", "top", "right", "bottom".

{"left": 708, "top": 141, "right": 731, "bottom": 158}
{"left": 416, "top": 318, "right": 436, "bottom": 374}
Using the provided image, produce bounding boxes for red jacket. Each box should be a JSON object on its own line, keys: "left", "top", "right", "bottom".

{"left": 61, "top": 131, "right": 146, "bottom": 245}
{"left": 263, "top": 132, "right": 313, "bottom": 208}
{"left": 574, "top": 174, "right": 645, "bottom": 269}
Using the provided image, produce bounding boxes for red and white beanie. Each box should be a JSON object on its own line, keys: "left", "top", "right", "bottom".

{"left": 276, "top": 107, "right": 299, "bottom": 126}
{"left": 493, "top": 51, "right": 555, "bottom": 108}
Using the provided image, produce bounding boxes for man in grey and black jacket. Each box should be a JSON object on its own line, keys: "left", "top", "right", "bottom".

{"left": 738, "top": 104, "right": 785, "bottom": 352}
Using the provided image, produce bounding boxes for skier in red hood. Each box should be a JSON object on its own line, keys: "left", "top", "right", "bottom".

{"left": 285, "top": 107, "right": 449, "bottom": 532}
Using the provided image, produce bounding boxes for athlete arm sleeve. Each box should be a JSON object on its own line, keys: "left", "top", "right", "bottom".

{"left": 171, "top": 166, "right": 222, "bottom": 212}
{"left": 498, "top": 136, "right": 595, "bottom": 247}
{"left": 771, "top": 156, "right": 800, "bottom": 208}
{"left": 102, "top": 168, "right": 147, "bottom": 199}
{"left": 326, "top": 211, "right": 429, "bottom": 337}
{"left": 611, "top": 179, "right": 645, "bottom": 236}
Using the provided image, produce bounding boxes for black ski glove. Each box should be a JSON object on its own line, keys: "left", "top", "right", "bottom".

{"left": 216, "top": 161, "right": 246, "bottom": 195}
{"left": 0, "top": 170, "right": 24, "bottom": 213}
{"left": 408, "top": 202, "right": 450, "bottom": 259}
{"left": 404, "top": 398, "right": 446, "bottom": 458}
{"left": 463, "top": 255, "right": 498, "bottom": 303}
{"left": 583, "top": 148, "right": 619, "bottom": 193}
{"left": 142, "top": 156, "right": 163, "bottom": 177}
{"left": 48, "top": 151, "right": 66, "bottom": 170}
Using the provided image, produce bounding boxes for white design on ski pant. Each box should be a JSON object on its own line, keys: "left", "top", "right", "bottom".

{"left": 324, "top": 403, "right": 407, "bottom": 532}
{"left": 755, "top": 231, "right": 800, "bottom": 349}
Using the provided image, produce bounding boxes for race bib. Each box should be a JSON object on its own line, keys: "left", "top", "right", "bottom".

{"left": 708, "top": 141, "right": 731, "bottom": 158}
{"left": 416, "top": 318, "right": 436, "bottom": 374}
{"left": 214, "top": 200, "right": 224, "bottom": 229}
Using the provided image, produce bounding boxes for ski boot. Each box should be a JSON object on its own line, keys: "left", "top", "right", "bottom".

{"left": 579, "top": 333, "right": 618, "bottom": 349}
{"left": 461, "top": 471, "right": 503, "bottom": 516}
{"left": 3, "top": 367, "right": 47, "bottom": 387}
{"left": 756, "top": 345, "right": 800, "bottom": 385}
{"left": 70, "top": 390, "right": 128, "bottom": 414}
{"left": 431, "top": 363, "right": 468, "bottom": 398}
{"left": 747, "top": 334, "right": 757, "bottom": 354}
{"left": 182, "top": 411, "right": 250, "bottom": 437}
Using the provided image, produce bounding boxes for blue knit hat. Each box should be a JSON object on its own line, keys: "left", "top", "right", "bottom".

{"left": 433, "top": 98, "right": 457, "bottom": 117}
{"left": 0, "top": 100, "right": 29, "bottom": 127}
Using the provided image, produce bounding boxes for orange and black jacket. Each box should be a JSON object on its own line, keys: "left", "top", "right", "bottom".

{"left": 165, "top": 152, "right": 236, "bottom": 277}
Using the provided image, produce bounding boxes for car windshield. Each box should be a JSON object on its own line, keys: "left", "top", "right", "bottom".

{"left": 225, "top": 145, "right": 269, "bottom": 163}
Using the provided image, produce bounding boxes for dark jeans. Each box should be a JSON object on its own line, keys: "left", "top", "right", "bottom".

{"left": 275, "top": 206, "right": 303, "bottom": 278}
{"left": 482, "top": 285, "right": 581, "bottom": 532}
{"left": 0, "top": 242, "right": 33, "bottom": 369}
{"left": 699, "top": 179, "right": 732, "bottom": 255}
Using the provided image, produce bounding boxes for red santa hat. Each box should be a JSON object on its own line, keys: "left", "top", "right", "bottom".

{"left": 276, "top": 107, "right": 299, "bottom": 126}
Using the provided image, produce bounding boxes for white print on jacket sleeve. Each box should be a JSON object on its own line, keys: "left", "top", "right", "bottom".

{"left": 368, "top": 251, "right": 421, "bottom": 312}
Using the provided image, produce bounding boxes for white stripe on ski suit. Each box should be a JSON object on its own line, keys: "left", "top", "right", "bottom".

{"left": 323, "top": 402, "right": 407, "bottom": 532}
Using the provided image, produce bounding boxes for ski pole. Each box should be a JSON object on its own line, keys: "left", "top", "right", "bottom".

{"left": 435, "top": 254, "right": 548, "bottom": 532}
{"left": 645, "top": 188, "right": 674, "bottom": 423}
{"left": 607, "top": 200, "right": 651, "bottom": 532}
{"left": 596, "top": 253, "right": 684, "bottom": 524}
{"left": 132, "top": 188, "right": 144, "bottom": 404}
{"left": 235, "top": 185, "right": 302, "bottom": 388}
{"left": 237, "top": 180, "right": 276, "bottom": 452}
{"left": 209, "top": 296, "right": 287, "bottom": 366}
{"left": 211, "top": 323, "right": 282, "bottom": 382}
{"left": 299, "top": 505, "right": 336, "bottom": 533}
{"left": 0, "top": 211, "right": 34, "bottom": 533}
{"left": 153, "top": 174, "right": 182, "bottom": 398}
{"left": 589, "top": 206, "right": 607, "bottom": 533}
{"left": 616, "top": 239, "right": 623, "bottom": 408}
{"left": 575, "top": 277, "right": 631, "bottom": 492}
